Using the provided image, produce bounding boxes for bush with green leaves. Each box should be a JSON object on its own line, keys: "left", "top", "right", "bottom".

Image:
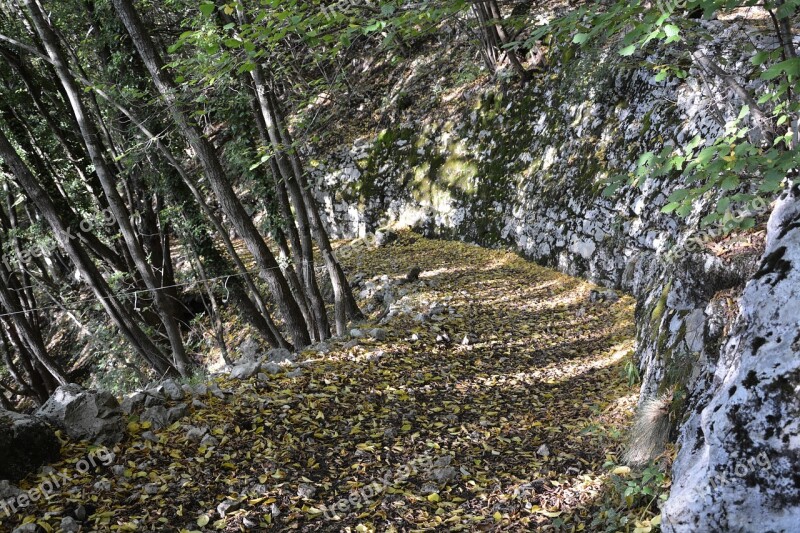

{"left": 525, "top": 0, "right": 799, "bottom": 232}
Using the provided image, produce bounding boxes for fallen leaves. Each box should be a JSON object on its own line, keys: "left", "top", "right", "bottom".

{"left": 0, "top": 233, "right": 639, "bottom": 531}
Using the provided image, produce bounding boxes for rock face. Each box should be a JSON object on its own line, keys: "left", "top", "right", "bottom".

{"left": 36, "top": 384, "right": 124, "bottom": 444}
{"left": 662, "top": 187, "right": 800, "bottom": 531}
{"left": 0, "top": 410, "right": 61, "bottom": 481}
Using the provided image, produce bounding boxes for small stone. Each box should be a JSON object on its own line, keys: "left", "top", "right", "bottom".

{"left": 111, "top": 465, "right": 126, "bottom": 477}
{"left": 93, "top": 479, "right": 112, "bottom": 491}
{"left": 230, "top": 362, "right": 260, "bottom": 380}
{"left": 242, "top": 516, "right": 258, "bottom": 529}
{"left": 200, "top": 434, "right": 219, "bottom": 447}
{"left": 193, "top": 384, "right": 208, "bottom": 397}
{"left": 537, "top": 444, "right": 550, "bottom": 457}
{"left": 141, "top": 431, "right": 159, "bottom": 443}
{"left": 60, "top": 517, "right": 80, "bottom": 532}
{"left": 143, "top": 483, "right": 160, "bottom": 495}
{"left": 420, "top": 481, "right": 439, "bottom": 495}
{"left": 186, "top": 426, "right": 208, "bottom": 443}
{"left": 167, "top": 403, "right": 189, "bottom": 424}
{"left": 73, "top": 504, "right": 87, "bottom": 521}
{"left": 140, "top": 406, "right": 169, "bottom": 430}
{"left": 261, "top": 362, "right": 282, "bottom": 374}
{"left": 208, "top": 383, "right": 225, "bottom": 399}
{"left": 0, "top": 480, "right": 21, "bottom": 499}
{"left": 461, "top": 333, "right": 478, "bottom": 346}
{"left": 266, "top": 348, "right": 295, "bottom": 364}
{"left": 120, "top": 392, "right": 146, "bottom": 415}
{"left": 192, "top": 399, "right": 207, "bottom": 409}
{"left": 350, "top": 328, "right": 363, "bottom": 338}
{"left": 160, "top": 379, "right": 184, "bottom": 401}
{"left": 297, "top": 483, "right": 316, "bottom": 499}
{"left": 371, "top": 328, "right": 387, "bottom": 341}
{"left": 431, "top": 466, "right": 457, "bottom": 485}
{"left": 270, "top": 503, "right": 281, "bottom": 517}
{"left": 406, "top": 267, "right": 422, "bottom": 282}
{"left": 143, "top": 393, "right": 164, "bottom": 408}
{"left": 238, "top": 338, "right": 260, "bottom": 361}
{"left": 217, "top": 498, "right": 241, "bottom": 518}
{"left": 374, "top": 229, "right": 398, "bottom": 247}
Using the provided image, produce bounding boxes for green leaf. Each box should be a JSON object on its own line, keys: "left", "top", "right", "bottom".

{"left": 751, "top": 51, "right": 769, "bottom": 66}
{"left": 573, "top": 33, "right": 590, "bottom": 44}
{"left": 619, "top": 44, "right": 636, "bottom": 56}
{"left": 661, "top": 202, "right": 682, "bottom": 214}
{"left": 663, "top": 24, "right": 679, "bottom": 38}
{"left": 199, "top": 2, "right": 215, "bottom": 16}
{"left": 721, "top": 175, "right": 739, "bottom": 191}
{"left": 761, "top": 58, "right": 800, "bottom": 80}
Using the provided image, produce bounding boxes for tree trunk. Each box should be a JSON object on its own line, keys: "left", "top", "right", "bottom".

{"left": 246, "top": 63, "right": 329, "bottom": 340}
{"left": 24, "top": 0, "right": 191, "bottom": 376}
{"left": 111, "top": 0, "right": 311, "bottom": 348}
{"left": 0, "top": 127, "right": 173, "bottom": 376}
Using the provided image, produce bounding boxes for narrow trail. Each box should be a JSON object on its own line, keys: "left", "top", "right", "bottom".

{"left": 1, "top": 233, "right": 637, "bottom": 532}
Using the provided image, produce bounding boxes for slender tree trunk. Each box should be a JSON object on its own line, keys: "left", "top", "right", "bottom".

{"left": 92, "top": 90, "right": 291, "bottom": 349}
{"left": 24, "top": 0, "right": 191, "bottom": 376}
{"left": 246, "top": 63, "right": 329, "bottom": 339}
{"left": 267, "top": 91, "right": 364, "bottom": 326}
{"left": 0, "top": 127, "right": 173, "bottom": 376}
{"left": 111, "top": 0, "right": 311, "bottom": 347}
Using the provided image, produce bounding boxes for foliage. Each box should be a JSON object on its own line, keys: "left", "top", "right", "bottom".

{"left": 591, "top": 462, "right": 670, "bottom": 532}
{"left": 527, "top": 0, "right": 800, "bottom": 230}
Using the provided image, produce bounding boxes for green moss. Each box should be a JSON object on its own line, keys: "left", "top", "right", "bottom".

{"left": 651, "top": 281, "right": 672, "bottom": 327}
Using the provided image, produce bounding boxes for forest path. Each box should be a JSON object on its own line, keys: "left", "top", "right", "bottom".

{"left": 3, "top": 232, "right": 637, "bottom": 532}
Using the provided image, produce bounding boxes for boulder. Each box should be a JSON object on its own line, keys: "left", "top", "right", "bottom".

{"left": 120, "top": 392, "right": 146, "bottom": 415}
{"left": 230, "top": 361, "right": 260, "bottom": 380}
{"left": 0, "top": 410, "right": 61, "bottom": 481}
{"left": 35, "top": 384, "right": 124, "bottom": 445}
{"left": 266, "top": 348, "right": 294, "bottom": 364}
{"left": 140, "top": 406, "right": 169, "bottom": 431}
{"left": 159, "top": 380, "right": 184, "bottom": 401}
{"left": 238, "top": 338, "right": 261, "bottom": 362}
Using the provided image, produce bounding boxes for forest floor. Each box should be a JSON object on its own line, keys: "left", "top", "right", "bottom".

{"left": 2, "top": 233, "right": 648, "bottom": 532}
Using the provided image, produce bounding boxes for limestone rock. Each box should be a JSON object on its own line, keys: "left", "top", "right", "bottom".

{"left": 230, "top": 361, "right": 260, "bottom": 380}
{"left": 36, "top": 384, "right": 124, "bottom": 444}
{"left": 662, "top": 188, "right": 800, "bottom": 531}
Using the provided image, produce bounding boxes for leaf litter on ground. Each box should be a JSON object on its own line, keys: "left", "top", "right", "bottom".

{"left": 1, "top": 232, "right": 640, "bottom": 532}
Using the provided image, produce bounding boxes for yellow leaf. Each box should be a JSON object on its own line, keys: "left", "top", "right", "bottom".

{"left": 197, "top": 514, "right": 210, "bottom": 527}
{"left": 612, "top": 466, "right": 631, "bottom": 476}
{"left": 493, "top": 511, "right": 502, "bottom": 521}
{"left": 427, "top": 493, "right": 440, "bottom": 502}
